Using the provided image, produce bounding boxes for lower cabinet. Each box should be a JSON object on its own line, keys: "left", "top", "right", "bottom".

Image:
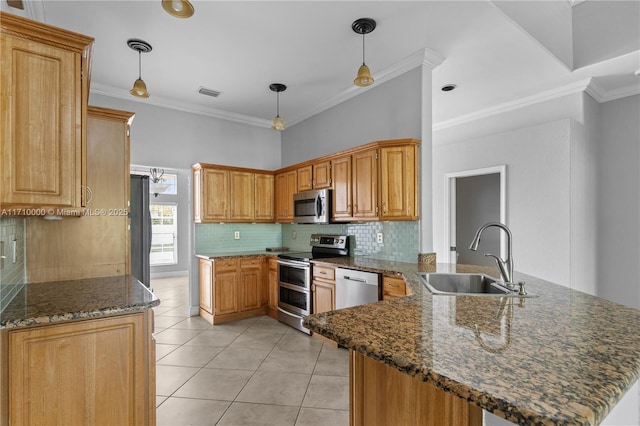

{"left": 267, "top": 257, "right": 278, "bottom": 319}
{"left": 199, "top": 256, "right": 268, "bottom": 324}
{"left": 4, "top": 311, "right": 155, "bottom": 426}
{"left": 382, "top": 275, "right": 410, "bottom": 300}
{"left": 311, "top": 264, "right": 338, "bottom": 347}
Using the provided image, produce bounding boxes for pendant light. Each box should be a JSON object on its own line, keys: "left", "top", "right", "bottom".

{"left": 352, "top": 18, "right": 376, "bottom": 87}
{"left": 162, "top": 0, "right": 194, "bottom": 19}
{"left": 128, "top": 39, "right": 152, "bottom": 99}
{"left": 269, "top": 83, "right": 287, "bottom": 131}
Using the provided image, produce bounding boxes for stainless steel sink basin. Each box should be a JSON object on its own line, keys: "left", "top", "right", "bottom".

{"left": 418, "top": 273, "right": 514, "bottom": 296}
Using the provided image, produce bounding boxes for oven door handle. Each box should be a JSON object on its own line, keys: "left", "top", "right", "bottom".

{"left": 279, "top": 281, "right": 311, "bottom": 293}
{"left": 277, "top": 259, "right": 311, "bottom": 269}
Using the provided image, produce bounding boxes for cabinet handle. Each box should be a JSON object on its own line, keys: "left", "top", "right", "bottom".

{"left": 383, "top": 202, "right": 387, "bottom": 214}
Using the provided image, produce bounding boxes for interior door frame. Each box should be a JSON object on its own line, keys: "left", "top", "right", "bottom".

{"left": 444, "top": 165, "right": 507, "bottom": 264}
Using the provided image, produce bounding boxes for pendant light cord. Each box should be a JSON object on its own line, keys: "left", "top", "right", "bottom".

{"left": 276, "top": 91, "right": 280, "bottom": 116}
{"left": 138, "top": 50, "right": 142, "bottom": 79}
{"left": 362, "top": 33, "right": 366, "bottom": 66}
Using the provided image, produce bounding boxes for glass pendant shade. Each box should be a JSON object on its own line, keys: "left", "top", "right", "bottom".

{"left": 272, "top": 115, "right": 285, "bottom": 131}
{"left": 354, "top": 64, "right": 374, "bottom": 87}
{"left": 130, "top": 78, "right": 150, "bottom": 98}
{"left": 162, "top": 0, "right": 194, "bottom": 18}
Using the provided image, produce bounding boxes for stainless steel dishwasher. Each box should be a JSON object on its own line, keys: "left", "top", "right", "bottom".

{"left": 335, "top": 267, "right": 381, "bottom": 309}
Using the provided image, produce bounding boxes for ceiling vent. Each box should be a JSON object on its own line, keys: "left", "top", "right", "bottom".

{"left": 198, "top": 87, "right": 222, "bottom": 98}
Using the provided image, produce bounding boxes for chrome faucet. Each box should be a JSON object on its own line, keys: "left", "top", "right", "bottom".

{"left": 469, "top": 222, "right": 514, "bottom": 285}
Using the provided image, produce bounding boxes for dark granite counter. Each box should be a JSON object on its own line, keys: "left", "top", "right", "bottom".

{"left": 196, "top": 250, "right": 288, "bottom": 260}
{"left": 1, "top": 275, "right": 160, "bottom": 329}
{"left": 304, "top": 258, "right": 640, "bottom": 426}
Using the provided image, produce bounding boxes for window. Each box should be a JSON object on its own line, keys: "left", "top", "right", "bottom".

{"left": 149, "top": 204, "right": 177, "bottom": 266}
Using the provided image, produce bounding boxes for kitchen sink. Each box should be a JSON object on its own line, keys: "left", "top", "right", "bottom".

{"left": 418, "top": 273, "right": 514, "bottom": 296}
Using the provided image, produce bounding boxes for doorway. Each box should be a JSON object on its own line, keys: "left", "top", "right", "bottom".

{"left": 444, "top": 166, "right": 506, "bottom": 265}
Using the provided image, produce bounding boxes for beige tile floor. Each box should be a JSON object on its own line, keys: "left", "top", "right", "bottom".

{"left": 151, "top": 276, "right": 350, "bottom": 426}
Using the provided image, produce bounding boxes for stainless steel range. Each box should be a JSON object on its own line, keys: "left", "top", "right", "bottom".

{"left": 277, "top": 234, "right": 349, "bottom": 334}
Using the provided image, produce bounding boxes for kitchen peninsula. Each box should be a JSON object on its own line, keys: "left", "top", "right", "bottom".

{"left": 0, "top": 276, "right": 159, "bottom": 425}
{"left": 304, "top": 258, "right": 640, "bottom": 426}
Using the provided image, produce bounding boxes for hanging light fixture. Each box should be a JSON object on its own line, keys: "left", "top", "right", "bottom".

{"left": 269, "top": 83, "right": 287, "bottom": 131}
{"left": 352, "top": 18, "right": 376, "bottom": 87}
{"left": 162, "top": 0, "right": 194, "bottom": 18}
{"left": 128, "top": 39, "right": 152, "bottom": 98}
{"left": 149, "top": 168, "right": 170, "bottom": 197}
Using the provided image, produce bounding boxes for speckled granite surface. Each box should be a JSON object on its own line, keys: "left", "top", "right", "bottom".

{"left": 304, "top": 258, "right": 640, "bottom": 426}
{"left": 1, "top": 275, "right": 160, "bottom": 329}
{"left": 196, "top": 251, "right": 284, "bottom": 260}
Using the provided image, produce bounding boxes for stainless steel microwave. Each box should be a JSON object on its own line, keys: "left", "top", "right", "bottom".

{"left": 293, "top": 189, "right": 331, "bottom": 224}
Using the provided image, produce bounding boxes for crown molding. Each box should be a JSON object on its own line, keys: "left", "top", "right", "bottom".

{"left": 433, "top": 78, "right": 593, "bottom": 131}
{"left": 586, "top": 81, "right": 640, "bottom": 103}
{"left": 287, "top": 47, "right": 445, "bottom": 127}
{"left": 90, "top": 83, "right": 272, "bottom": 128}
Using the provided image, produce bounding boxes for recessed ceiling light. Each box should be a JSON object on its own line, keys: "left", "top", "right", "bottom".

{"left": 441, "top": 84, "right": 457, "bottom": 92}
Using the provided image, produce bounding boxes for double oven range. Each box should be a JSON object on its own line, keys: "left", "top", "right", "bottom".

{"left": 277, "top": 234, "right": 349, "bottom": 334}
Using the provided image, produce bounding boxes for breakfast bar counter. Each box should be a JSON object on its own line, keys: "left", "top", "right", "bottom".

{"left": 0, "top": 275, "right": 160, "bottom": 329}
{"left": 304, "top": 258, "right": 640, "bottom": 425}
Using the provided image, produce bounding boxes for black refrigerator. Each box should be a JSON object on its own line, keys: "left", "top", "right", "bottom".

{"left": 130, "top": 174, "right": 151, "bottom": 287}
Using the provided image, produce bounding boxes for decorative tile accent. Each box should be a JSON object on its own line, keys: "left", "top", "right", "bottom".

{"left": 418, "top": 252, "right": 436, "bottom": 265}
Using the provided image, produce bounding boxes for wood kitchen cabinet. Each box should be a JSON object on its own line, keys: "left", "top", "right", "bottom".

{"left": 0, "top": 12, "right": 94, "bottom": 214}
{"left": 312, "top": 264, "right": 336, "bottom": 313}
{"left": 255, "top": 173, "right": 275, "bottom": 222}
{"left": 332, "top": 148, "right": 378, "bottom": 221}
{"left": 267, "top": 257, "right": 279, "bottom": 318}
{"left": 25, "top": 106, "right": 134, "bottom": 283}
{"left": 382, "top": 275, "right": 409, "bottom": 300}
{"left": 275, "top": 170, "right": 297, "bottom": 222}
{"left": 199, "top": 256, "right": 268, "bottom": 324}
{"left": 193, "top": 164, "right": 274, "bottom": 223}
{"left": 379, "top": 144, "right": 418, "bottom": 220}
{"left": 297, "top": 160, "right": 332, "bottom": 192}
{"left": 6, "top": 311, "right": 155, "bottom": 426}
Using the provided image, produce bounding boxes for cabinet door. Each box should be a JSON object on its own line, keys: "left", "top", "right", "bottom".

{"left": 383, "top": 275, "right": 407, "bottom": 300}
{"left": 215, "top": 270, "right": 238, "bottom": 315}
{"left": 1, "top": 35, "right": 82, "bottom": 210}
{"left": 380, "top": 146, "right": 417, "bottom": 220}
{"left": 230, "top": 171, "right": 254, "bottom": 221}
{"left": 8, "top": 313, "right": 150, "bottom": 426}
{"left": 297, "top": 165, "right": 313, "bottom": 192}
{"left": 313, "top": 160, "right": 332, "bottom": 189}
{"left": 202, "top": 168, "right": 229, "bottom": 221}
{"left": 268, "top": 258, "right": 278, "bottom": 314}
{"left": 352, "top": 148, "right": 378, "bottom": 220}
{"left": 255, "top": 173, "right": 275, "bottom": 222}
{"left": 239, "top": 258, "right": 263, "bottom": 311}
{"left": 275, "top": 171, "right": 297, "bottom": 222}
{"left": 199, "top": 259, "right": 214, "bottom": 314}
{"left": 332, "top": 155, "right": 352, "bottom": 221}
{"left": 313, "top": 280, "right": 335, "bottom": 314}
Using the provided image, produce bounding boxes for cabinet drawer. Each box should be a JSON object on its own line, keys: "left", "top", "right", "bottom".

{"left": 240, "top": 257, "right": 263, "bottom": 269}
{"left": 383, "top": 275, "right": 406, "bottom": 296}
{"left": 313, "top": 265, "right": 335, "bottom": 281}
{"left": 215, "top": 258, "right": 239, "bottom": 272}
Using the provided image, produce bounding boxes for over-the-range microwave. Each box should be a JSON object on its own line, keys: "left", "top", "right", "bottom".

{"left": 293, "top": 188, "right": 331, "bottom": 224}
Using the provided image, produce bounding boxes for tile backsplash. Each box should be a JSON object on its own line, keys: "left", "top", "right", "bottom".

{"left": 195, "top": 220, "right": 419, "bottom": 261}
{"left": 0, "top": 217, "right": 26, "bottom": 312}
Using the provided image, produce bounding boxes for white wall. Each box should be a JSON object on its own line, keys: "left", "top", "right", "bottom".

{"left": 281, "top": 68, "right": 422, "bottom": 167}
{"left": 433, "top": 119, "right": 572, "bottom": 286}
{"left": 597, "top": 94, "right": 640, "bottom": 310}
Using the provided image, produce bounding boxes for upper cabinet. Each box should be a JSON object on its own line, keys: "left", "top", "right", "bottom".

{"left": 332, "top": 148, "right": 378, "bottom": 222}
{"left": 0, "top": 12, "right": 94, "bottom": 215}
{"left": 379, "top": 144, "right": 418, "bottom": 221}
{"left": 275, "top": 170, "right": 297, "bottom": 223}
{"left": 297, "top": 160, "right": 332, "bottom": 192}
{"left": 193, "top": 163, "right": 274, "bottom": 223}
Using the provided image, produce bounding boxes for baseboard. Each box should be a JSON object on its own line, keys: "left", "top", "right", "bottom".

{"left": 150, "top": 270, "right": 189, "bottom": 279}
{"left": 189, "top": 305, "right": 200, "bottom": 317}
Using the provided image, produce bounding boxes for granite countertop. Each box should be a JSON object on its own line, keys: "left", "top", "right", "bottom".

{"left": 196, "top": 250, "right": 291, "bottom": 260}
{"left": 304, "top": 258, "right": 640, "bottom": 426}
{"left": 1, "top": 275, "right": 160, "bottom": 329}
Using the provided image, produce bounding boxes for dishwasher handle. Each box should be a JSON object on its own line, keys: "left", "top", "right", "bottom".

{"left": 342, "top": 275, "right": 368, "bottom": 283}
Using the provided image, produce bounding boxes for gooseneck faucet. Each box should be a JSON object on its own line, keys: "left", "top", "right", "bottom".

{"left": 469, "top": 222, "right": 514, "bottom": 285}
